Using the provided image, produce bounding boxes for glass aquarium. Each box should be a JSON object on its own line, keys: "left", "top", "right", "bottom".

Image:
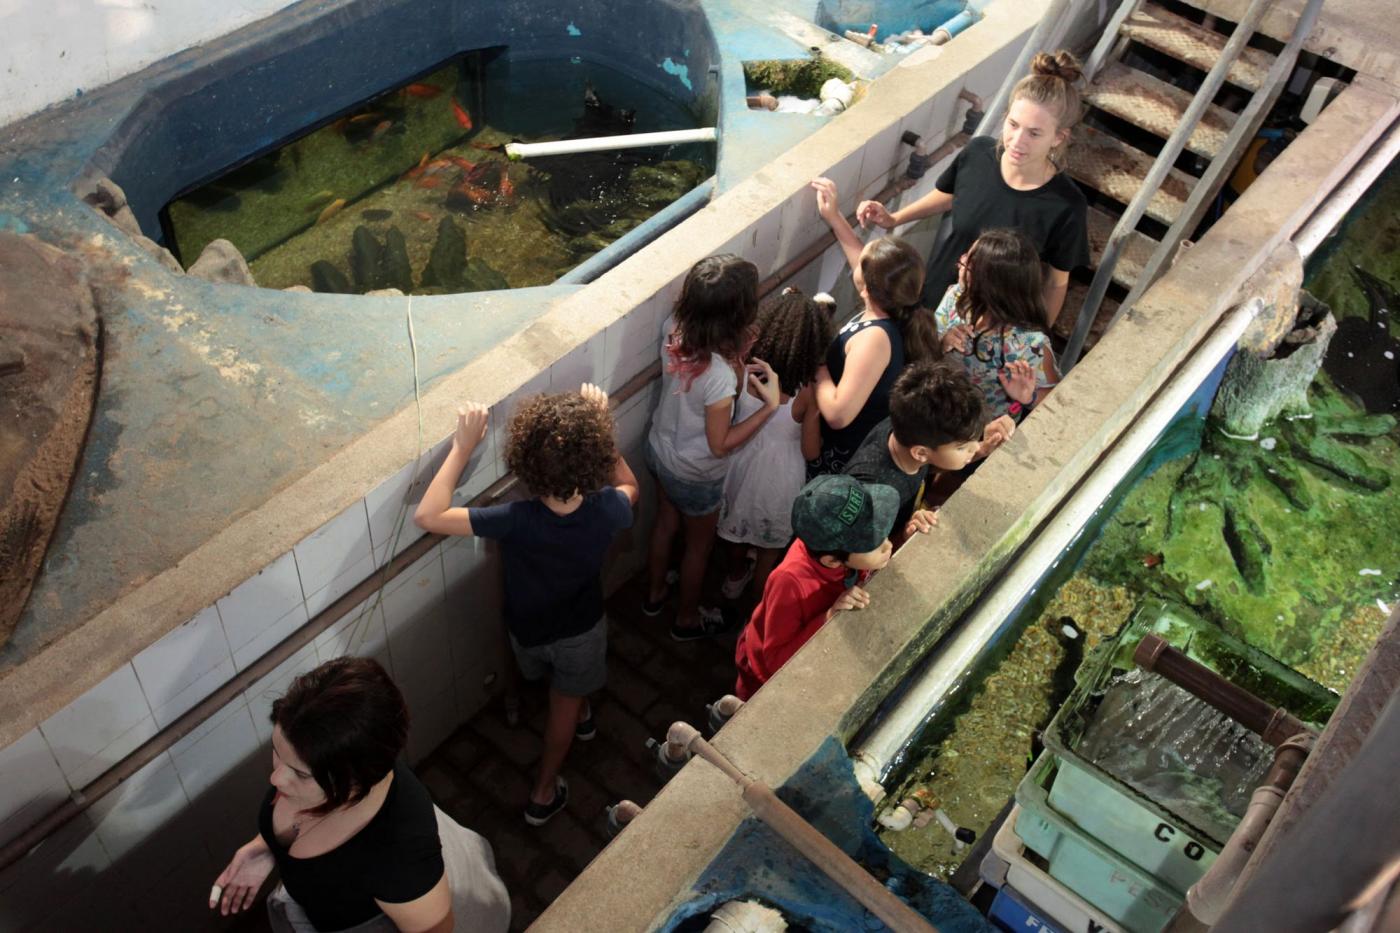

{"left": 161, "top": 49, "right": 713, "bottom": 294}
{"left": 874, "top": 157, "right": 1400, "bottom": 882}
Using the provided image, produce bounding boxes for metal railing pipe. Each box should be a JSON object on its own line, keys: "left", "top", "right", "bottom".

{"left": 1116, "top": 0, "right": 1326, "bottom": 316}
{"left": 1060, "top": 0, "right": 1274, "bottom": 371}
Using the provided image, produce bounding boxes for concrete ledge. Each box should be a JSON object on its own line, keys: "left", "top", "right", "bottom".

{"left": 530, "top": 79, "right": 1400, "bottom": 932}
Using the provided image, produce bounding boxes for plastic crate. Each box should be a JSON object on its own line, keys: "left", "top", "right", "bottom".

{"left": 1042, "top": 598, "right": 1337, "bottom": 849}
{"left": 990, "top": 885, "right": 1067, "bottom": 933}
{"left": 989, "top": 804, "right": 1125, "bottom": 933}
{"left": 1016, "top": 756, "right": 1181, "bottom": 933}
{"left": 1049, "top": 755, "right": 1217, "bottom": 893}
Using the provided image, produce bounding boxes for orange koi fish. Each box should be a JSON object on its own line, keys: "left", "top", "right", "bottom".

{"left": 413, "top": 211, "right": 435, "bottom": 222}
{"left": 371, "top": 120, "right": 393, "bottom": 141}
{"left": 445, "top": 155, "right": 478, "bottom": 173}
{"left": 1141, "top": 553, "right": 1164, "bottom": 568}
{"left": 451, "top": 99, "right": 473, "bottom": 130}
{"left": 402, "top": 152, "right": 431, "bottom": 180}
{"left": 316, "top": 197, "right": 347, "bottom": 224}
{"left": 414, "top": 175, "right": 444, "bottom": 190}
{"left": 348, "top": 112, "right": 382, "bottom": 124}
{"left": 404, "top": 83, "right": 442, "bottom": 99}
{"left": 498, "top": 173, "right": 515, "bottom": 199}
{"left": 469, "top": 142, "right": 498, "bottom": 151}
{"left": 449, "top": 181, "right": 492, "bottom": 206}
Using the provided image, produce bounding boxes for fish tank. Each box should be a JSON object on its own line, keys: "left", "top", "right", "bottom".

{"left": 161, "top": 48, "right": 714, "bottom": 294}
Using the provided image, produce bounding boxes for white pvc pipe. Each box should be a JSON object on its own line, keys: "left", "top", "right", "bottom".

{"left": 852, "top": 300, "right": 1261, "bottom": 784}
{"left": 505, "top": 128, "right": 717, "bottom": 159}
{"left": 1293, "top": 115, "right": 1400, "bottom": 260}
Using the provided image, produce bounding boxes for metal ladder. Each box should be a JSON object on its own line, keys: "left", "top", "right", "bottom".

{"left": 1056, "top": 0, "right": 1325, "bottom": 370}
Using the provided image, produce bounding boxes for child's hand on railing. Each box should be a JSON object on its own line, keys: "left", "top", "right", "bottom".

{"left": 810, "top": 177, "right": 842, "bottom": 224}
{"left": 454, "top": 402, "right": 489, "bottom": 454}
{"left": 580, "top": 382, "right": 609, "bottom": 410}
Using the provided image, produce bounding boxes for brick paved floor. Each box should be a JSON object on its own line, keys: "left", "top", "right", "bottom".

{"left": 418, "top": 573, "right": 749, "bottom": 931}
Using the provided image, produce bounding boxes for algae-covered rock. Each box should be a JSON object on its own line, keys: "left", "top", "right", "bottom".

{"left": 381, "top": 227, "right": 414, "bottom": 293}
{"left": 310, "top": 260, "right": 352, "bottom": 294}
{"left": 420, "top": 217, "right": 468, "bottom": 290}
{"left": 1211, "top": 298, "right": 1336, "bottom": 438}
{"left": 463, "top": 258, "right": 509, "bottom": 292}
{"left": 349, "top": 226, "right": 386, "bottom": 292}
{"left": 188, "top": 238, "right": 256, "bottom": 287}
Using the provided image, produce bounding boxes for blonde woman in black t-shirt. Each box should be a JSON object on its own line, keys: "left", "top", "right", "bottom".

{"left": 857, "top": 50, "right": 1091, "bottom": 325}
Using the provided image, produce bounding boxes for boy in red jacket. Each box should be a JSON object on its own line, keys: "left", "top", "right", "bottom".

{"left": 733, "top": 474, "right": 898, "bottom": 700}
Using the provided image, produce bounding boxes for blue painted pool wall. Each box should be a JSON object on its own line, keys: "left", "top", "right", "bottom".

{"left": 94, "top": 0, "right": 718, "bottom": 237}
{"left": 816, "top": 0, "right": 966, "bottom": 40}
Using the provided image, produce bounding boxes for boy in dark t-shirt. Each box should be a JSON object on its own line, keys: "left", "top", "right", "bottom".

{"left": 416, "top": 384, "right": 638, "bottom": 826}
{"left": 844, "top": 361, "right": 1012, "bottom": 546}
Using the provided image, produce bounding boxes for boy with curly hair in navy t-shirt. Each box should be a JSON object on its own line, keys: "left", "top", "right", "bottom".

{"left": 417, "top": 384, "right": 638, "bottom": 826}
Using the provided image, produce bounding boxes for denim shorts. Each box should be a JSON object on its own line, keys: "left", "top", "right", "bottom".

{"left": 510, "top": 618, "right": 608, "bottom": 697}
{"left": 645, "top": 440, "right": 724, "bottom": 517}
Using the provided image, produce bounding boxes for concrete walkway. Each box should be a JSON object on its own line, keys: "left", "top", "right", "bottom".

{"left": 417, "top": 576, "right": 744, "bottom": 930}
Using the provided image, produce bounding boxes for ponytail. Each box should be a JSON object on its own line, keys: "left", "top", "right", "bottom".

{"left": 888, "top": 302, "right": 941, "bottom": 364}
{"left": 859, "top": 236, "right": 940, "bottom": 363}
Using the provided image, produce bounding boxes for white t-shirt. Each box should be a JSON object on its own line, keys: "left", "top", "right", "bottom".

{"left": 647, "top": 316, "right": 739, "bottom": 484}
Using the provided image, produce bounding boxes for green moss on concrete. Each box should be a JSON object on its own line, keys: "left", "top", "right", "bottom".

{"left": 742, "top": 59, "right": 855, "bottom": 99}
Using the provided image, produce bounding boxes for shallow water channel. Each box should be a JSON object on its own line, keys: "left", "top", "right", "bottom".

{"left": 876, "top": 160, "right": 1400, "bottom": 882}
{"left": 162, "top": 51, "right": 711, "bottom": 293}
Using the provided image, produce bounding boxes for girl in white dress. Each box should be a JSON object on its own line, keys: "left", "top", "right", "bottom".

{"left": 718, "top": 289, "right": 834, "bottom": 599}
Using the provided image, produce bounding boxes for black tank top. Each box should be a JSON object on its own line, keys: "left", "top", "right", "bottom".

{"left": 815, "top": 316, "right": 904, "bottom": 474}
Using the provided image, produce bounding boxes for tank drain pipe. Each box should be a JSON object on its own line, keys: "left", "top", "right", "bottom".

{"left": 1133, "top": 634, "right": 1316, "bottom": 746}
{"left": 666, "top": 722, "right": 939, "bottom": 933}
{"left": 1293, "top": 113, "right": 1400, "bottom": 261}
{"left": 505, "top": 127, "right": 717, "bottom": 160}
{"left": 1174, "top": 734, "right": 1314, "bottom": 927}
{"left": 849, "top": 299, "right": 1261, "bottom": 787}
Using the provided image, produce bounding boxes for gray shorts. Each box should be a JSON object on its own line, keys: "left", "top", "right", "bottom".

{"left": 510, "top": 618, "right": 608, "bottom": 697}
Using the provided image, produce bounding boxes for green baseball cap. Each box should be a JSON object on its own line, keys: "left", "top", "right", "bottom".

{"left": 791, "top": 475, "right": 899, "bottom": 554}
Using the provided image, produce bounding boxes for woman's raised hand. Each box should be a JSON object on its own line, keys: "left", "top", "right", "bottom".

{"left": 211, "top": 838, "right": 276, "bottom": 916}
{"left": 856, "top": 199, "right": 896, "bottom": 230}
{"left": 747, "top": 358, "right": 781, "bottom": 409}
{"left": 810, "top": 177, "right": 841, "bottom": 223}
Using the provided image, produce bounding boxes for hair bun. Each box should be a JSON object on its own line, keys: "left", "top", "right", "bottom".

{"left": 1030, "top": 50, "right": 1083, "bottom": 85}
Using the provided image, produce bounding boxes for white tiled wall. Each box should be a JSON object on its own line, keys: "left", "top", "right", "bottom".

{"left": 0, "top": 54, "right": 1009, "bottom": 929}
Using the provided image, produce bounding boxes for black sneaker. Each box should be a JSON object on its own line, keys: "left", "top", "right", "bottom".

{"left": 524, "top": 777, "right": 568, "bottom": 827}
{"left": 643, "top": 570, "right": 681, "bottom": 616}
{"left": 575, "top": 709, "right": 597, "bottom": 742}
{"left": 670, "top": 606, "right": 732, "bottom": 642}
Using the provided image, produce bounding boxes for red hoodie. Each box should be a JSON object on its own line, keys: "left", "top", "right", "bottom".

{"left": 734, "top": 538, "right": 867, "bottom": 700}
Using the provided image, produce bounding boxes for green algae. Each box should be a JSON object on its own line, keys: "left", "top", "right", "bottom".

{"left": 879, "top": 579, "right": 1137, "bottom": 880}
{"left": 742, "top": 59, "right": 855, "bottom": 99}
{"left": 1075, "top": 374, "right": 1399, "bottom": 689}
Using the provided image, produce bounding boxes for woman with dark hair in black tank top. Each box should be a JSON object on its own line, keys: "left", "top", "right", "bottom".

{"left": 808, "top": 177, "right": 940, "bottom": 476}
